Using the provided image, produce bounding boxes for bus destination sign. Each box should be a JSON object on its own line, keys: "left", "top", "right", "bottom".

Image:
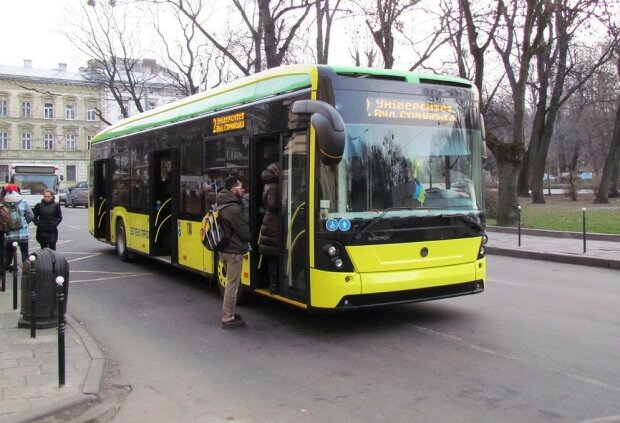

{"left": 366, "top": 98, "right": 456, "bottom": 122}
{"left": 212, "top": 112, "right": 246, "bottom": 134}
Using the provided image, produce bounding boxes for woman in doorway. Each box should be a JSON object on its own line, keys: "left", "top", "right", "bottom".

{"left": 259, "top": 162, "right": 280, "bottom": 293}
{"left": 33, "top": 190, "right": 63, "bottom": 250}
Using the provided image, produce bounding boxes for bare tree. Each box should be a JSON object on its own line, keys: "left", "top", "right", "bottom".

{"left": 596, "top": 49, "right": 620, "bottom": 203}
{"left": 363, "top": 0, "right": 421, "bottom": 69}
{"left": 70, "top": 2, "right": 152, "bottom": 122}
{"left": 315, "top": 0, "right": 345, "bottom": 64}
{"left": 519, "top": 0, "right": 619, "bottom": 204}
{"left": 147, "top": 0, "right": 313, "bottom": 76}
{"left": 148, "top": 2, "right": 214, "bottom": 95}
{"left": 489, "top": 0, "right": 553, "bottom": 225}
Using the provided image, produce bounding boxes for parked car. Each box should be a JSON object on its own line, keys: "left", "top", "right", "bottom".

{"left": 65, "top": 187, "right": 88, "bottom": 208}
{"left": 67, "top": 181, "right": 88, "bottom": 192}
{"left": 58, "top": 188, "right": 68, "bottom": 204}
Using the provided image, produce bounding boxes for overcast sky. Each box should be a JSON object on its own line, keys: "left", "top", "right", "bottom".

{"left": 1, "top": 0, "right": 83, "bottom": 71}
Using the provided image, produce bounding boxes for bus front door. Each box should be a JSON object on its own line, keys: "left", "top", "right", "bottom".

{"left": 93, "top": 159, "right": 112, "bottom": 242}
{"left": 149, "top": 150, "right": 178, "bottom": 262}
{"left": 254, "top": 132, "right": 308, "bottom": 301}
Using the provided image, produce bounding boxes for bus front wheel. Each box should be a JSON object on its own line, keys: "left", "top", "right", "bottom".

{"left": 216, "top": 254, "right": 252, "bottom": 305}
{"left": 115, "top": 221, "right": 132, "bottom": 262}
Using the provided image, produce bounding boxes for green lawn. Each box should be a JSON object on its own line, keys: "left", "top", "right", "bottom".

{"left": 487, "top": 194, "right": 620, "bottom": 234}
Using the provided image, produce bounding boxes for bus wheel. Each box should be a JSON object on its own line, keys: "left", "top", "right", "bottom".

{"left": 115, "top": 220, "right": 132, "bottom": 262}
{"left": 216, "top": 254, "right": 253, "bottom": 305}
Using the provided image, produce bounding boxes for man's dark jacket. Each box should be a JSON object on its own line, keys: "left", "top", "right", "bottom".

{"left": 217, "top": 189, "right": 251, "bottom": 254}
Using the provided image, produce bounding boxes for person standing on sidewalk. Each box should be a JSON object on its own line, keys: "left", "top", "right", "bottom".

{"left": 2, "top": 184, "right": 34, "bottom": 269}
{"left": 217, "top": 176, "right": 251, "bottom": 329}
{"left": 33, "top": 190, "right": 63, "bottom": 250}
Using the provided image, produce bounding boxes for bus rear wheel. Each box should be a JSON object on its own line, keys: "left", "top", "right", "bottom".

{"left": 216, "top": 254, "right": 253, "bottom": 305}
{"left": 115, "top": 220, "right": 133, "bottom": 262}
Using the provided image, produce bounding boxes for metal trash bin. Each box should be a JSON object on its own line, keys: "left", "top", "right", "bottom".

{"left": 18, "top": 248, "right": 70, "bottom": 329}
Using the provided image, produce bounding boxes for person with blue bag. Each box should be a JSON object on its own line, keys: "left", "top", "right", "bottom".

{"left": 2, "top": 184, "right": 34, "bottom": 271}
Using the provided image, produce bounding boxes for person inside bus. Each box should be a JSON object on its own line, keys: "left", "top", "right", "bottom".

{"left": 2, "top": 184, "right": 34, "bottom": 271}
{"left": 258, "top": 162, "right": 280, "bottom": 293}
{"left": 218, "top": 176, "right": 251, "bottom": 329}
{"left": 33, "top": 190, "right": 63, "bottom": 250}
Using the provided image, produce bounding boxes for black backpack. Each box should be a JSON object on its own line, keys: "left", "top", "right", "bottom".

{"left": 200, "top": 204, "right": 233, "bottom": 252}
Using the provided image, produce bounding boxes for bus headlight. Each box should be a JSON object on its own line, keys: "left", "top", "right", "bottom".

{"left": 323, "top": 244, "right": 339, "bottom": 257}
{"left": 478, "top": 231, "right": 487, "bottom": 259}
{"left": 331, "top": 258, "right": 344, "bottom": 269}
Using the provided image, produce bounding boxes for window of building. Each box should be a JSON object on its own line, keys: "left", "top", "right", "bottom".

{"left": 44, "top": 103, "right": 54, "bottom": 119}
{"left": 44, "top": 133, "right": 54, "bottom": 150}
{"left": 66, "top": 165, "right": 77, "bottom": 181}
{"left": 0, "top": 165, "right": 9, "bottom": 183}
{"left": 21, "top": 101, "right": 32, "bottom": 118}
{"left": 65, "top": 104, "right": 75, "bottom": 120}
{"left": 21, "top": 132, "right": 32, "bottom": 150}
{"left": 0, "top": 132, "right": 8, "bottom": 149}
{"left": 66, "top": 134, "right": 76, "bottom": 150}
{"left": 0, "top": 99, "right": 7, "bottom": 117}
{"left": 87, "top": 108, "right": 97, "bottom": 121}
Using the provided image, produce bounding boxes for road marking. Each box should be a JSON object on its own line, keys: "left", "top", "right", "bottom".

{"left": 410, "top": 324, "right": 620, "bottom": 394}
{"left": 70, "top": 273, "right": 152, "bottom": 283}
{"left": 488, "top": 278, "right": 532, "bottom": 287}
{"left": 61, "top": 224, "right": 83, "bottom": 230}
{"left": 71, "top": 270, "right": 152, "bottom": 276}
{"left": 68, "top": 254, "right": 102, "bottom": 263}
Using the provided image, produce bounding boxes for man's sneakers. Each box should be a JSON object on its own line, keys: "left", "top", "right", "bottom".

{"left": 222, "top": 314, "right": 246, "bottom": 329}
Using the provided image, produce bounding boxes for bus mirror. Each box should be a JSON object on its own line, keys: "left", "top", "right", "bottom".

{"left": 292, "top": 100, "right": 345, "bottom": 165}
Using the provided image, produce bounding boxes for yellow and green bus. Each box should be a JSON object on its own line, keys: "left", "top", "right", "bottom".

{"left": 88, "top": 64, "right": 487, "bottom": 311}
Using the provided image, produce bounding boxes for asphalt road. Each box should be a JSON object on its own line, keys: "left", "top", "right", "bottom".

{"left": 57, "top": 208, "right": 620, "bottom": 423}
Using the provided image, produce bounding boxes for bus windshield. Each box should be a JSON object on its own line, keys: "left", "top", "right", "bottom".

{"left": 317, "top": 89, "right": 485, "bottom": 226}
{"left": 12, "top": 174, "right": 58, "bottom": 194}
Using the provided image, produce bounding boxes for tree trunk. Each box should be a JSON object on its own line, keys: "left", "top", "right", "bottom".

{"left": 595, "top": 100, "right": 620, "bottom": 203}
{"left": 609, "top": 157, "right": 619, "bottom": 198}
{"left": 487, "top": 133, "right": 524, "bottom": 226}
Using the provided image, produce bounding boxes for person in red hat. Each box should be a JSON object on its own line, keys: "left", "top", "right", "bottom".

{"left": 2, "top": 183, "right": 34, "bottom": 271}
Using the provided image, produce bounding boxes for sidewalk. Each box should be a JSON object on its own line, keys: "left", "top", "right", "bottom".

{"left": 0, "top": 269, "right": 104, "bottom": 423}
{"left": 486, "top": 227, "right": 620, "bottom": 270}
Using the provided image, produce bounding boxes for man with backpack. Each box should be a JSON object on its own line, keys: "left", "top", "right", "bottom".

{"left": 2, "top": 184, "right": 34, "bottom": 271}
{"left": 217, "top": 176, "right": 251, "bottom": 329}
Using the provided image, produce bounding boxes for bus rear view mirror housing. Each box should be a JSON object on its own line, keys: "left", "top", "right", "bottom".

{"left": 292, "top": 100, "right": 345, "bottom": 165}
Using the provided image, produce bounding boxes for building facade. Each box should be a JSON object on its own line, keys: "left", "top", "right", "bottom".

{"left": 0, "top": 59, "right": 185, "bottom": 188}
{"left": 0, "top": 60, "right": 100, "bottom": 186}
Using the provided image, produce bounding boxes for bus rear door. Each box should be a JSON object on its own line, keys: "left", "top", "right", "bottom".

{"left": 149, "top": 149, "right": 179, "bottom": 262}
{"left": 93, "top": 159, "right": 112, "bottom": 241}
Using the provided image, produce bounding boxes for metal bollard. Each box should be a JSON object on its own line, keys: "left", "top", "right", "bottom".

{"left": 582, "top": 207, "right": 587, "bottom": 253}
{"left": 13, "top": 242, "right": 18, "bottom": 309}
{"left": 517, "top": 205, "right": 522, "bottom": 247}
{"left": 56, "top": 276, "right": 66, "bottom": 387}
{"left": 1, "top": 235, "right": 4, "bottom": 293}
{"left": 28, "top": 255, "right": 36, "bottom": 338}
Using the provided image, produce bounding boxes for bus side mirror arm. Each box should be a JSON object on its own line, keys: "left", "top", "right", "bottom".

{"left": 292, "top": 100, "right": 345, "bottom": 165}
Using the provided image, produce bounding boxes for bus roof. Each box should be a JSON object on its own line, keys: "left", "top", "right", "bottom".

{"left": 91, "top": 65, "right": 473, "bottom": 144}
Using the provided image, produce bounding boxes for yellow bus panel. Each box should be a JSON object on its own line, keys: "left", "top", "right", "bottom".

{"left": 126, "top": 212, "right": 149, "bottom": 254}
{"left": 310, "top": 269, "right": 361, "bottom": 309}
{"left": 360, "top": 262, "right": 477, "bottom": 294}
{"left": 345, "top": 237, "right": 482, "bottom": 273}
{"left": 177, "top": 219, "right": 204, "bottom": 271}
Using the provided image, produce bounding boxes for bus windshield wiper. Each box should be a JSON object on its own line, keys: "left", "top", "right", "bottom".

{"left": 355, "top": 206, "right": 413, "bottom": 241}
{"left": 439, "top": 213, "right": 483, "bottom": 232}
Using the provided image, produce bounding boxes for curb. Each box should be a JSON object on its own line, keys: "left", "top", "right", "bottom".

{"left": 487, "top": 246, "right": 620, "bottom": 270}
{"left": 6, "top": 315, "right": 105, "bottom": 423}
{"left": 487, "top": 226, "right": 620, "bottom": 242}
